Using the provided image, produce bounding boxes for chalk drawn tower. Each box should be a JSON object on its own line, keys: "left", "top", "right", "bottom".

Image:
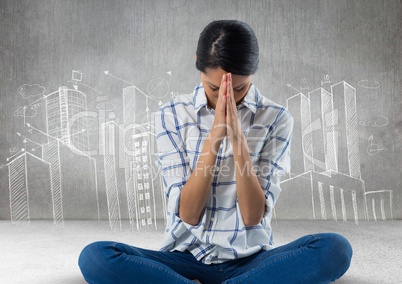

{"left": 331, "top": 82, "right": 361, "bottom": 179}
{"left": 285, "top": 93, "right": 313, "bottom": 177}
{"left": 8, "top": 152, "right": 52, "bottom": 224}
{"left": 122, "top": 86, "right": 157, "bottom": 230}
{"left": 276, "top": 81, "right": 366, "bottom": 223}
{"left": 45, "top": 87, "right": 90, "bottom": 152}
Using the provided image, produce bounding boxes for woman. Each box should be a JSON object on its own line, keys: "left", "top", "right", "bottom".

{"left": 79, "top": 20, "right": 352, "bottom": 284}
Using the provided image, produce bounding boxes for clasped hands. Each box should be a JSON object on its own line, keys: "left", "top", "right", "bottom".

{"left": 210, "top": 73, "right": 243, "bottom": 148}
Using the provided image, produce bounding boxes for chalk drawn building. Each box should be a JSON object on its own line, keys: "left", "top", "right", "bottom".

{"left": 8, "top": 85, "right": 99, "bottom": 227}
{"left": 275, "top": 81, "right": 382, "bottom": 223}
{"left": 8, "top": 152, "right": 52, "bottom": 224}
{"left": 45, "top": 86, "right": 90, "bottom": 152}
{"left": 42, "top": 139, "right": 99, "bottom": 225}
{"left": 131, "top": 129, "right": 157, "bottom": 230}
{"left": 364, "top": 190, "right": 393, "bottom": 221}
{"left": 122, "top": 86, "right": 159, "bottom": 230}
{"left": 101, "top": 121, "right": 122, "bottom": 231}
{"left": 8, "top": 140, "right": 99, "bottom": 226}
{"left": 6, "top": 76, "right": 166, "bottom": 230}
{"left": 96, "top": 86, "right": 161, "bottom": 231}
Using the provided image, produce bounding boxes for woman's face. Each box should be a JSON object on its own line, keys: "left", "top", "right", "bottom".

{"left": 200, "top": 67, "right": 252, "bottom": 109}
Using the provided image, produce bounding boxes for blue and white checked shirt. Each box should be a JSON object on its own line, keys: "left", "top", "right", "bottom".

{"left": 155, "top": 83, "right": 293, "bottom": 264}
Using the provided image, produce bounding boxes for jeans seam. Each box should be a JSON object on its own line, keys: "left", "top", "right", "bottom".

{"left": 227, "top": 246, "right": 309, "bottom": 284}
{"left": 116, "top": 244, "right": 199, "bottom": 270}
{"left": 120, "top": 252, "right": 193, "bottom": 283}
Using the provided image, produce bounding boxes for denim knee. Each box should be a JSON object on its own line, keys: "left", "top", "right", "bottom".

{"left": 330, "top": 233, "right": 352, "bottom": 263}
{"left": 78, "top": 241, "right": 105, "bottom": 266}
{"left": 321, "top": 233, "right": 353, "bottom": 278}
{"left": 78, "top": 241, "right": 113, "bottom": 282}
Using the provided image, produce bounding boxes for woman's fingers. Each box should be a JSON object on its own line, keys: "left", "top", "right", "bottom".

{"left": 226, "top": 75, "right": 230, "bottom": 113}
{"left": 225, "top": 73, "right": 240, "bottom": 142}
{"left": 219, "top": 73, "right": 226, "bottom": 101}
{"left": 226, "top": 73, "right": 236, "bottom": 113}
{"left": 216, "top": 74, "right": 227, "bottom": 113}
{"left": 228, "top": 73, "right": 236, "bottom": 107}
{"left": 211, "top": 74, "right": 227, "bottom": 143}
{"left": 225, "top": 73, "right": 233, "bottom": 137}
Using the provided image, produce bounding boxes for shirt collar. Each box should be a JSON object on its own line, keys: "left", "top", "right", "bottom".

{"left": 193, "top": 83, "right": 259, "bottom": 114}
{"left": 240, "top": 84, "right": 258, "bottom": 113}
{"left": 193, "top": 84, "right": 208, "bottom": 112}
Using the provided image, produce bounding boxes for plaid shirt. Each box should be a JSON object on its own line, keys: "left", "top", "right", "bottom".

{"left": 155, "top": 84, "right": 293, "bottom": 264}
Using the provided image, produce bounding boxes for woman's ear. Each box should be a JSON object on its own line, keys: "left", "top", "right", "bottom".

{"left": 194, "top": 55, "right": 197, "bottom": 61}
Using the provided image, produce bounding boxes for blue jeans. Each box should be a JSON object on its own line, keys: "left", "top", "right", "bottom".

{"left": 78, "top": 233, "right": 352, "bottom": 284}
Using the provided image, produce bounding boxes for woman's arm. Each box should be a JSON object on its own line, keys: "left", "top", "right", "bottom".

{"left": 179, "top": 74, "right": 228, "bottom": 225}
{"left": 226, "top": 73, "right": 265, "bottom": 226}
{"left": 178, "top": 132, "right": 220, "bottom": 225}
{"left": 232, "top": 135, "right": 266, "bottom": 226}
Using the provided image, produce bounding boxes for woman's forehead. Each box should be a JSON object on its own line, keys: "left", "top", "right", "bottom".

{"left": 202, "top": 68, "right": 251, "bottom": 87}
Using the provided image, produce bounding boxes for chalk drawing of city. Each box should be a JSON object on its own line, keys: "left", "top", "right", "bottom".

{"left": 3, "top": 71, "right": 393, "bottom": 231}
{"left": 275, "top": 81, "right": 393, "bottom": 223}
{"left": 7, "top": 85, "right": 99, "bottom": 227}
{"left": 5, "top": 70, "right": 168, "bottom": 231}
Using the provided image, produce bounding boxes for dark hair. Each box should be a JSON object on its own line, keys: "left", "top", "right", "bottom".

{"left": 195, "top": 20, "right": 259, "bottom": 76}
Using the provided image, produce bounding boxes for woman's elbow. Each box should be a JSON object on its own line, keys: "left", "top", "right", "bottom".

{"left": 180, "top": 216, "right": 200, "bottom": 226}
{"left": 179, "top": 210, "right": 201, "bottom": 226}
{"left": 242, "top": 214, "right": 263, "bottom": 227}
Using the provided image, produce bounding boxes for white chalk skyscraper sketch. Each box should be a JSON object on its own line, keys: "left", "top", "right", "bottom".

{"left": 102, "top": 121, "right": 122, "bottom": 231}
{"left": 277, "top": 81, "right": 369, "bottom": 223}
{"left": 123, "top": 86, "right": 158, "bottom": 230}
{"left": 6, "top": 72, "right": 166, "bottom": 230}
{"left": 45, "top": 86, "right": 90, "bottom": 152}
{"left": 4, "top": 71, "right": 394, "bottom": 229}
{"left": 8, "top": 153, "right": 30, "bottom": 224}
{"left": 8, "top": 152, "right": 52, "bottom": 224}
{"left": 7, "top": 83, "right": 100, "bottom": 227}
{"left": 132, "top": 130, "right": 156, "bottom": 229}
{"left": 42, "top": 140, "right": 64, "bottom": 226}
{"left": 331, "top": 82, "right": 361, "bottom": 179}
{"left": 286, "top": 93, "right": 313, "bottom": 177}
{"left": 41, "top": 138, "right": 99, "bottom": 225}
{"left": 308, "top": 87, "right": 338, "bottom": 173}
{"left": 123, "top": 86, "right": 139, "bottom": 230}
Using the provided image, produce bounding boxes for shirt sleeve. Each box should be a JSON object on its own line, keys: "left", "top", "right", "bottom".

{"left": 257, "top": 108, "right": 294, "bottom": 217}
{"left": 154, "top": 104, "right": 191, "bottom": 217}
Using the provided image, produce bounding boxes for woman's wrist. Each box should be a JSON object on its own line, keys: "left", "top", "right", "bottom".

{"left": 208, "top": 128, "right": 224, "bottom": 153}
{"left": 231, "top": 132, "right": 247, "bottom": 156}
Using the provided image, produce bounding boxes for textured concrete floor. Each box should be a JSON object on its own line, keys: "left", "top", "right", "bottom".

{"left": 1, "top": 220, "right": 401, "bottom": 284}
